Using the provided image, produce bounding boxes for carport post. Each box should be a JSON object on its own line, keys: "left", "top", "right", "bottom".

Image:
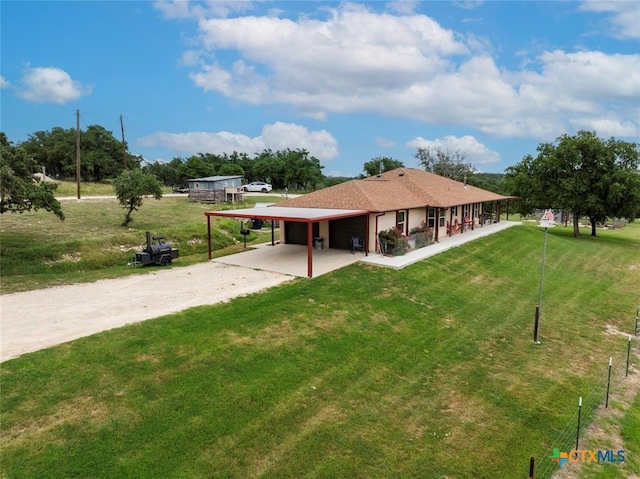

{"left": 307, "top": 221, "right": 313, "bottom": 278}
{"left": 207, "top": 215, "right": 212, "bottom": 260}
{"left": 271, "top": 221, "right": 275, "bottom": 246}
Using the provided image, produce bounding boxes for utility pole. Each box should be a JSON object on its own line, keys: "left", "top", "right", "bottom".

{"left": 76, "top": 109, "right": 81, "bottom": 199}
{"left": 120, "top": 114, "right": 128, "bottom": 170}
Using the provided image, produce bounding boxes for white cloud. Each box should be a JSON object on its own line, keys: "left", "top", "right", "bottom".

{"left": 580, "top": 1, "right": 640, "bottom": 39}
{"left": 386, "top": 1, "right": 419, "bottom": 15}
{"left": 375, "top": 137, "right": 396, "bottom": 148}
{"left": 16, "top": 66, "right": 91, "bottom": 104}
{"left": 406, "top": 135, "right": 500, "bottom": 166}
{"left": 154, "top": 0, "right": 254, "bottom": 20}
{"left": 0, "top": 76, "right": 10, "bottom": 88}
{"left": 162, "top": 3, "right": 639, "bottom": 143}
{"left": 453, "top": 1, "right": 485, "bottom": 10}
{"left": 137, "top": 122, "right": 339, "bottom": 161}
{"left": 190, "top": 4, "right": 467, "bottom": 109}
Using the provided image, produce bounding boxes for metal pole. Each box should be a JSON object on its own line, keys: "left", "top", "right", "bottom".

{"left": 207, "top": 215, "right": 212, "bottom": 260}
{"left": 627, "top": 335, "right": 632, "bottom": 377}
{"left": 575, "top": 396, "right": 582, "bottom": 450}
{"left": 76, "top": 109, "right": 81, "bottom": 199}
{"left": 528, "top": 456, "right": 535, "bottom": 479}
{"left": 534, "top": 227, "right": 548, "bottom": 344}
{"left": 605, "top": 357, "right": 612, "bottom": 408}
{"left": 120, "top": 114, "right": 128, "bottom": 170}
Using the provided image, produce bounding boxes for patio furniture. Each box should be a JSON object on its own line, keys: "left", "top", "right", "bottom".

{"left": 447, "top": 221, "right": 462, "bottom": 236}
{"left": 351, "top": 236, "right": 365, "bottom": 254}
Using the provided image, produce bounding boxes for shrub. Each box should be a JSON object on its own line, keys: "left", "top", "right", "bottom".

{"left": 409, "top": 221, "right": 434, "bottom": 248}
{"left": 378, "top": 227, "right": 409, "bottom": 256}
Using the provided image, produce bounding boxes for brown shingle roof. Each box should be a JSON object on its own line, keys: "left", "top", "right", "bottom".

{"left": 278, "top": 168, "right": 507, "bottom": 211}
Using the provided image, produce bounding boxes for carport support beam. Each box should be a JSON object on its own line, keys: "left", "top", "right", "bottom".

{"left": 207, "top": 215, "right": 212, "bottom": 260}
{"left": 307, "top": 221, "right": 313, "bottom": 278}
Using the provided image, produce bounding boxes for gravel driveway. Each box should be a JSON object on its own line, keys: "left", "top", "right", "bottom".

{"left": 0, "top": 262, "right": 292, "bottom": 362}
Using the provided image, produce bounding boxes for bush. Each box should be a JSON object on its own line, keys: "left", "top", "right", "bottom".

{"left": 378, "top": 227, "right": 409, "bottom": 256}
{"left": 409, "top": 221, "right": 434, "bottom": 248}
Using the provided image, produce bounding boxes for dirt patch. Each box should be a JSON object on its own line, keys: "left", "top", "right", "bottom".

{"left": 3, "top": 396, "right": 114, "bottom": 448}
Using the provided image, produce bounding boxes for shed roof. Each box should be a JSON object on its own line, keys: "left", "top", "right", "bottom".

{"left": 189, "top": 175, "right": 243, "bottom": 182}
{"left": 278, "top": 167, "right": 509, "bottom": 211}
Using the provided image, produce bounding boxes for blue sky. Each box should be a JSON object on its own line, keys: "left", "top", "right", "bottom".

{"left": 1, "top": 1, "right": 638, "bottom": 177}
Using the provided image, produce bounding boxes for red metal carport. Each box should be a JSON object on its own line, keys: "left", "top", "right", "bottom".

{"left": 205, "top": 206, "right": 369, "bottom": 278}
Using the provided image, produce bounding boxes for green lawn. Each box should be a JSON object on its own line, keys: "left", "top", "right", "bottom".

{"left": 1, "top": 222, "right": 639, "bottom": 478}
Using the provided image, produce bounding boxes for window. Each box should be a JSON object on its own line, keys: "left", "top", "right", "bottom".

{"left": 473, "top": 203, "right": 479, "bottom": 218}
{"left": 427, "top": 208, "right": 436, "bottom": 228}
{"left": 439, "top": 209, "right": 446, "bottom": 227}
{"left": 451, "top": 206, "right": 458, "bottom": 217}
{"left": 396, "top": 210, "right": 406, "bottom": 233}
{"left": 463, "top": 204, "right": 470, "bottom": 218}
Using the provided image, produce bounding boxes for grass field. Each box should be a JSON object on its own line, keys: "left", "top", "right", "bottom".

{"left": 1, "top": 221, "right": 639, "bottom": 478}
{"left": 52, "top": 179, "right": 118, "bottom": 197}
{"left": 0, "top": 194, "right": 284, "bottom": 293}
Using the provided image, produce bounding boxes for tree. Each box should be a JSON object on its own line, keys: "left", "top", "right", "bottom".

{"left": 143, "top": 157, "right": 185, "bottom": 188}
{"left": 252, "top": 149, "right": 287, "bottom": 188}
{"left": 504, "top": 131, "right": 640, "bottom": 237}
{"left": 113, "top": 169, "right": 163, "bottom": 227}
{"left": 217, "top": 162, "right": 244, "bottom": 176}
{"left": 20, "top": 124, "right": 131, "bottom": 181}
{"left": 282, "top": 149, "right": 324, "bottom": 190}
{"left": 177, "top": 155, "right": 215, "bottom": 180}
{"left": 362, "top": 157, "right": 404, "bottom": 177}
{"left": 82, "top": 125, "right": 138, "bottom": 181}
{"left": 0, "top": 133, "right": 64, "bottom": 219}
{"left": 415, "top": 147, "right": 475, "bottom": 181}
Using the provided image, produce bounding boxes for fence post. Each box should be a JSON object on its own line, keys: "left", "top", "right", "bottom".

{"left": 575, "top": 396, "right": 582, "bottom": 450}
{"left": 627, "top": 335, "right": 632, "bottom": 377}
{"left": 635, "top": 306, "right": 639, "bottom": 335}
{"left": 528, "top": 456, "right": 535, "bottom": 478}
{"left": 605, "top": 357, "right": 612, "bottom": 408}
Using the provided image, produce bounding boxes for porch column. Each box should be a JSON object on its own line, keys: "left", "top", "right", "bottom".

{"left": 207, "top": 215, "right": 212, "bottom": 260}
{"left": 306, "top": 221, "right": 313, "bottom": 278}
{"left": 271, "top": 221, "right": 275, "bottom": 246}
{"left": 434, "top": 208, "right": 439, "bottom": 242}
{"left": 364, "top": 214, "right": 370, "bottom": 256}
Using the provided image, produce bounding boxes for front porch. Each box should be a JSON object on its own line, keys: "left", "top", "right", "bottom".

{"left": 362, "top": 221, "right": 522, "bottom": 269}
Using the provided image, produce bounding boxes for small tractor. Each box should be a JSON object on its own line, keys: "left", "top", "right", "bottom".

{"left": 133, "top": 231, "right": 179, "bottom": 266}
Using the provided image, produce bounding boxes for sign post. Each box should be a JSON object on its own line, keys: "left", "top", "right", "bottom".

{"left": 534, "top": 210, "right": 555, "bottom": 344}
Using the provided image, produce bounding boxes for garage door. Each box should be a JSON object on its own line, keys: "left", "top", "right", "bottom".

{"left": 329, "top": 215, "right": 367, "bottom": 250}
{"left": 284, "top": 221, "right": 319, "bottom": 245}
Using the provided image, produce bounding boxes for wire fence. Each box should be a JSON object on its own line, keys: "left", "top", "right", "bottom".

{"left": 528, "top": 323, "right": 638, "bottom": 479}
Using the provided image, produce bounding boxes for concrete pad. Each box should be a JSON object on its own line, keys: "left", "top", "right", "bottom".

{"left": 360, "top": 221, "right": 522, "bottom": 269}
{"left": 212, "top": 243, "right": 362, "bottom": 278}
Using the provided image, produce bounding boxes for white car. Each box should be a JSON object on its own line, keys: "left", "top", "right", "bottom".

{"left": 242, "top": 181, "right": 273, "bottom": 193}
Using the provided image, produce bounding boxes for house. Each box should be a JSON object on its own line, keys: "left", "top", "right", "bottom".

{"left": 274, "top": 168, "right": 511, "bottom": 252}
{"left": 188, "top": 176, "right": 244, "bottom": 203}
{"left": 204, "top": 168, "right": 513, "bottom": 277}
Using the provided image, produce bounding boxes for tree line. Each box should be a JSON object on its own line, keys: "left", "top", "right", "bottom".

{"left": 9, "top": 125, "right": 326, "bottom": 191}
{"left": 144, "top": 149, "right": 324, "bottom": 191}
